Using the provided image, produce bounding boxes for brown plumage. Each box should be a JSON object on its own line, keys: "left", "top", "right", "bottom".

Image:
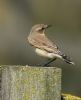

{"left": 28, "top": 32, "right": 59, "bottom": 53}
{"left": 27, "top": 24, "right": 74, "bottom": 65}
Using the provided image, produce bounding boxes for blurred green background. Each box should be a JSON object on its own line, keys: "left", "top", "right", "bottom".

{"left": 0, "top": 0, "right": 81, "bottom": 97}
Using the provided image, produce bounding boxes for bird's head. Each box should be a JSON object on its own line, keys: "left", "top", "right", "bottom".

{"left": 31, "top": 24, "right": 52, "bottom": 33}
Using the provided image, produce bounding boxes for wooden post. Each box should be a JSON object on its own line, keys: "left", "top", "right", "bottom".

{"left": 1, "top": 65, "right": 61, "bottom": 100}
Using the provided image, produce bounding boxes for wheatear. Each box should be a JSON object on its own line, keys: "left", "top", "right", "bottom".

{"left": 27, "top": 24, "right": 74, "bottom": 66}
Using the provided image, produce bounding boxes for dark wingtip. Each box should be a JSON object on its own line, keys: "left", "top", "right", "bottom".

{"left": 61, "top": 53, "right": 75, "bottom": 65}
{"left": 64, "top": 59, "right": 75, "bottom": 65}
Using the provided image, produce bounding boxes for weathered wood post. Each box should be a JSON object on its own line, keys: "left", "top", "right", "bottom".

{"left": 1, "top": 65, "right": 61, "bottom": 100}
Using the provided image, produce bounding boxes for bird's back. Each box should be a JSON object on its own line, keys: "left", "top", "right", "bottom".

{"left": 28, "top": 32, "right": 60, "bottom": 54}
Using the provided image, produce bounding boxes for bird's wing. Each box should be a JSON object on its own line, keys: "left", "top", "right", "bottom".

{"left": 28, "top": 33, "right": 60, "bottom": 54}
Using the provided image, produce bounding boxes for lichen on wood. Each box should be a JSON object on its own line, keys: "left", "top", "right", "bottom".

{"left": 1, "top": 65, "right": 61, "bottom": 100}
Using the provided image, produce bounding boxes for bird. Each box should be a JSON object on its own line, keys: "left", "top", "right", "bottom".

{"left": 27, "top": 24, "right": 74, "bottom": 66}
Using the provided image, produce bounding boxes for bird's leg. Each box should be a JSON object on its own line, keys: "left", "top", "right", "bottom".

{"left": 42, "top": 58, "right": 57, "bottom": 67}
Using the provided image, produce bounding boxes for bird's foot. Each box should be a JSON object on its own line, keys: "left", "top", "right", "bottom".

{"left": 40, "top": 58, "right": 57, "bottom": 67}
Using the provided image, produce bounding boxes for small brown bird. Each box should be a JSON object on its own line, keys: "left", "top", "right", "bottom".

{"left": 27, "top": 24, "right": 74, "bottom": 66}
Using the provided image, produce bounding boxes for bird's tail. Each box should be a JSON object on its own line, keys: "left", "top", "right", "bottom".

{"left": 60, "top": 53, "right": 75, "bottom": 65}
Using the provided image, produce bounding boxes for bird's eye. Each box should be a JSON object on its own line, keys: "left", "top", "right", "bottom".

{"left": 39, "top": 27, "right": 44, "bottom": 30}
{"left": 41, "top": 27, "right": 45, "bottom": 30}
{"left": 36, "top": 27, "right": 44, "bottom": 31}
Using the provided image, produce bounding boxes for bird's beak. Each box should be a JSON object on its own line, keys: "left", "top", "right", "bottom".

{"left": 44, "top": 24, "right": 52, "bottom": 29}
{"left": 47, "top": 24, "right": 52, "bottom": 28}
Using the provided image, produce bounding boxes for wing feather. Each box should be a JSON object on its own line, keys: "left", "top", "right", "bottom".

{"left": 28, "top": 33, "right": 60, "bottom": 53}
